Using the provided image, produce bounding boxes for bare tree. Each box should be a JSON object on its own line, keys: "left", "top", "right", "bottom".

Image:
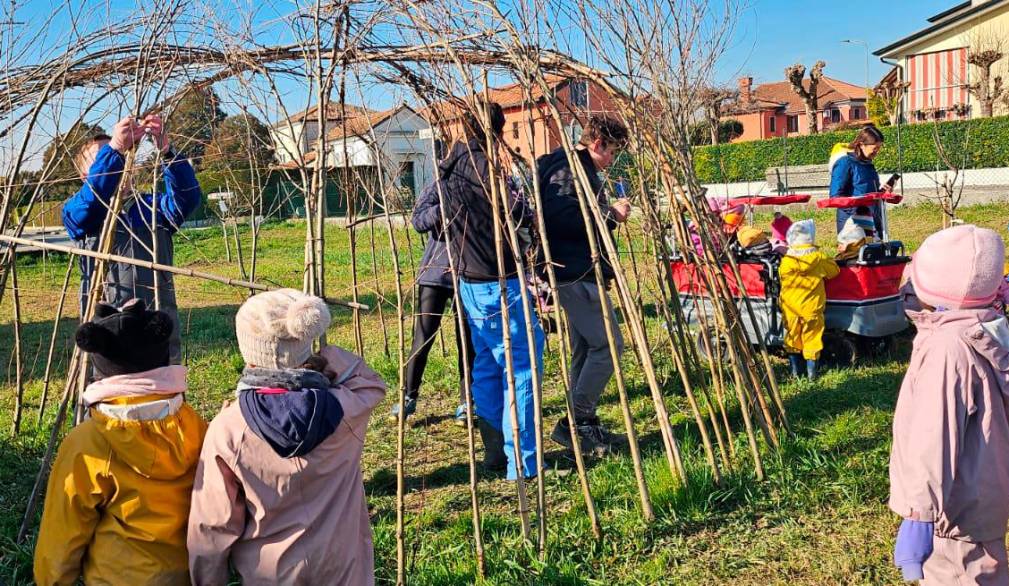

{"left": 871, "top": 77, "right": 910, "bottom": 126}
{"left": 784, "top": 60, "right": 826, "bottom": 134}
{"left": 965, "top": 27, "right": 1006, "bottom": 118}
{"left": 924, "top": 117, "right": 969, "bottom": 227}
{"left": 699, "top": 86, "right": 737, "bottom": 144}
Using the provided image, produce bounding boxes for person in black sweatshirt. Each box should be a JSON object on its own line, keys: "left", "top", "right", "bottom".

{"left": 537, "top": 115, "right": 630, "bottom": 457}
{"left": 439, "top": 102, "right": 544, "bottom": 480}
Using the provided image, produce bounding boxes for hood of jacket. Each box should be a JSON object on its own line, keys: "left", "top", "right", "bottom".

{"left": 784, "top": 244, "right": 823, "bottom": 271}
{"left": 908, "top": 308, "right": 1009, "bottom": 373}
{"left": 89, "top": 396, "right": 203, "bottom": 482}
{"left": 237, "top": 367, "right": 345, "bottom": 458}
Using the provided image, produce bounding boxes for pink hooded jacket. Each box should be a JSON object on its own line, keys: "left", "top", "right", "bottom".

{"left": 889, "top": 308, "right": 1009, "bottom": 543}
{"left": 187, "top": 346, "right": 386, "bottom": 586}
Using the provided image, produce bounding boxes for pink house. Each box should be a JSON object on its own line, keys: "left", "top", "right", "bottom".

{"left": 723, "top": 76, "right": 869, "bottom": 142}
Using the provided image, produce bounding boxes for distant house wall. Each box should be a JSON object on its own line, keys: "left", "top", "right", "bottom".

{"left": 729, "top": 102, "right": 868, "bottom": 143}
{"left": 879, "top": 2, "right": 1009, "bottom": 120}
{"left": 434, "top": 79, "right": 624, "bottom": 163}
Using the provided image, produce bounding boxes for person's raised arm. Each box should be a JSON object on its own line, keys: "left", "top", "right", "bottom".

{"left": 319, "top": 345, "right": 387, "bottom": 429}
{"left": 144, "top": 115, "right": 201, "bottom": 230}
{"left": 62, "top": 145, "right": 126, "bottom": 241}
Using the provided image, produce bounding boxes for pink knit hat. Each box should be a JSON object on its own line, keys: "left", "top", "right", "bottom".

{"left": 771, "top": 213, "right": 793, "bottom": 242}
{"left": 910, "top": 225, "right": 1005, "bottom": 310}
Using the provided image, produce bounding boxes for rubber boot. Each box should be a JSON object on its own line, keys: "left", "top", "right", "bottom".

{"left": 806, "top": 359, "right": 818, "bottom": 381}
{"left": 477, "top": 419, "right": 507, "bottom": 472}
{"left": 788, "top": 354, "right": 805, "bottom": 378}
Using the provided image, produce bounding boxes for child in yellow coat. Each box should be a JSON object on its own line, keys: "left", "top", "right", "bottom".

{"left": 779, "top": 220, "right": 840, "bottom": 379}
{"left": 34, "top": 299, "right": 207, "bottom": 585}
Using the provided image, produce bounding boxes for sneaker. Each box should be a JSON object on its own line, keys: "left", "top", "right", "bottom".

{"left": 454, "top": 403, "right": 479, "bottom": 427}
{"left": 387, "top": 396, "right": 417, "bottom": 423}
{"left": 550, "top": 417, "right": 624, "bottom": 457}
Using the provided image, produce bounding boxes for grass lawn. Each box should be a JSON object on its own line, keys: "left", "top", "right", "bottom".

{"left": 0, "top": 201, "right": 1003, "bottom": 584}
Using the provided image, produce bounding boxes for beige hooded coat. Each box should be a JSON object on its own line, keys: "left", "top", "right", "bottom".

{"left": 889, "top": 308, "right": 1009, "bottom": 542}
{"left": 187, "top": 346, "right": 386, "bottom": 586}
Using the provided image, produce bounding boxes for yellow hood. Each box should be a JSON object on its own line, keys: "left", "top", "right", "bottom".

{"left": 828, "top": 142, "right": 851, "bottom": 172}
{"left": 90, "top": 396, "right": 204, "bottom": 481}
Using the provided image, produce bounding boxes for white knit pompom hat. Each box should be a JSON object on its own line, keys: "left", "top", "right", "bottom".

{"left": 786, "top": 219, "right": 816, "bottom": 247}
{"left": 235, "top": 288, "right": 331, "bottom": 368}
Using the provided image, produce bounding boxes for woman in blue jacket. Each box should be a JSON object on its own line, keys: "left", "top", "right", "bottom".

{"left": 828, "top": 124, "right": 892, "bottom": 237}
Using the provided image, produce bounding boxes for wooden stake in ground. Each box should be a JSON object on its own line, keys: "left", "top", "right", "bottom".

{"left": 38, "top": 257, "right": 75, "bottom": 423}
{"left": 10, "top": 256, "right": 24, "bottom": 436}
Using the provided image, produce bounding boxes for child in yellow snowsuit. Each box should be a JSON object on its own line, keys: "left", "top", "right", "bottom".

{"left": 779, "top": 219, "right": 840, "bottom": 380}
{"left": 34, "top": 299, "right": 207, "bottom": 585}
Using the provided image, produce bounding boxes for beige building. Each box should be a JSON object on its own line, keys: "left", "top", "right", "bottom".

{"left": 874, "top": 0, "right": 1009, "bottom": 121}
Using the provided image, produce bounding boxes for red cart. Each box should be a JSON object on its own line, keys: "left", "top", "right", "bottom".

{"left": 672, "top": 192, "right": 909, "bottom": 366}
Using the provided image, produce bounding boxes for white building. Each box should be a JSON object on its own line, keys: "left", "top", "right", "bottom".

{"left": 271, "top": 103, "right": 434, "bottom": 208}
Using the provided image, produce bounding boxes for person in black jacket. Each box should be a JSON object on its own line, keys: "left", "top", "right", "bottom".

{"left": 440, "top": 102, "right": 544, "bottom": 480}
{"left": 387, "top": 168, "right": 475, "bottom": 424}
{"left": 537, "top": 115, "right": 630, "bottom": 456}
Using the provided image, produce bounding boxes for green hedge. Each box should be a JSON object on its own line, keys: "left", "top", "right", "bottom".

{"left": 694, "top": 115, "right": 1009, "bottom": 183}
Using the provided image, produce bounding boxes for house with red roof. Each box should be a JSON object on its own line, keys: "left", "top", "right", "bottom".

{"left": 723, "top": 76, "right": 869, "bottom": 142}
{"left": 421, "top": 75, "right": 623, "bottom": 161}
{"left": 267, "top": 103, "right": 434, "bottom": 215}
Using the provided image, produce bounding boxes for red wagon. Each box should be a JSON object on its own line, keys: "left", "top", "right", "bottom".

{"left": 673, "top": 192, "right": 909, "bottom": 365}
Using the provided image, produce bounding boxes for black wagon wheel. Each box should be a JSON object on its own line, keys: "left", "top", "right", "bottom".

{"left": 856, "top": 335, "right": 894, "bottom": 361}
{"left": 820, "top": 330, "right": 859, "bottom": 369}
{"left": 696, "top": 326, "right": 729, "bottom": 364}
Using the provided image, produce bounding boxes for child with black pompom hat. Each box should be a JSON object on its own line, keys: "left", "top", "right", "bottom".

{"left": 33, "top": 298, "right": 207, "bottom": 586}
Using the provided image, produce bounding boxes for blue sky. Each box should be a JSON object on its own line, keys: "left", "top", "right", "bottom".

{"left": 1, "top": 0, "right": 961, "bottom": 170}
{"left": 718, "top": 0, "right": 952, "bottom": 87}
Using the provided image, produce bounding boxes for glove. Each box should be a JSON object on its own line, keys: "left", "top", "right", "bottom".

{"left": 894, "top": 519, "right": 933, "bottom": 582}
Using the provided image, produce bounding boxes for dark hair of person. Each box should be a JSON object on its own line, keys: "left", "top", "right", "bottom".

{"left": 578, "top": 115, "right": 629, "bottom": 149}
{"left": 848, "top": 124, "right": 884, "bottom": 160}
{"left": 461, "top": 101, "right": 505, "bottom": 144}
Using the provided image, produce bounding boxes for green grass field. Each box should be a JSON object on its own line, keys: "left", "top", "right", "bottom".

{"left": 0, "top": 202, "right": 1005, "bottom": 585}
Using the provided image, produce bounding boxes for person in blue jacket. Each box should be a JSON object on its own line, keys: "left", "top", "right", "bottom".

{"left": 64, "top": 114, "right": 202, "bottom": 363}
{"left": 828, "top": 124, "right": 893, "bottom": 237}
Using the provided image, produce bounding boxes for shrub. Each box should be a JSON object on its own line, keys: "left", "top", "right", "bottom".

{"left": 694, "top": 115, "right": 1009, "bottom": 183}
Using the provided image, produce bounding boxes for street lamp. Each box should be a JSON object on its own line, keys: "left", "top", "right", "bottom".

{"left": 842, "top": 39, "right": 871, "bottom": 93}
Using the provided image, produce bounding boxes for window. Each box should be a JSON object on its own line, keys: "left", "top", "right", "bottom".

{"left": 787, "top": 115, "right": 799, "bottom": 133}
{"left": 768, "top": 116, "right": 776, "bottom": 133}
{"left": 831, "top": 108, "right": 841, "bottom": 123}
{"left": 565, "top": 121, "right": 583, "bottom": 143}
{"left": 512, "top": 121, "right": 519, "bottom": 140}
{"left": 399, "top": 161, "right": 416, "bottom": 195}
{"left": 569, "top": 80, "right": 588, "bottom": 108}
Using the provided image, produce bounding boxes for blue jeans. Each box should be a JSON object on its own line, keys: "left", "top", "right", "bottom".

{"left": 459, "top": 278, "right": 545, "bottom": 480}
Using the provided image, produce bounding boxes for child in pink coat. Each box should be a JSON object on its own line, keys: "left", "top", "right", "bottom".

{"left": 188, "top": 289, "right": 386, "bottom": 585}
{"left": 890, "top": 225, "right": 1009, "bottom": 584}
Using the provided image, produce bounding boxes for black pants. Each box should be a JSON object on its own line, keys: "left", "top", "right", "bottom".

{"left": 405, "top": 285, "right": 475, "bottom": 403}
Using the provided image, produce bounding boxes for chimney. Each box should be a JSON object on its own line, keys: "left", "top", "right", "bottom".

{"left": 739, "top": 76, "right": 753, "bottom": 103}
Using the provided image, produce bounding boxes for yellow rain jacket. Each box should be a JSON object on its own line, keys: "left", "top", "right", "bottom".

{"left": 34, "top": 371, "right": 207, "bottom": 586}
{"left": 779, "top": 244, "right": 840, "bottom": 360}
